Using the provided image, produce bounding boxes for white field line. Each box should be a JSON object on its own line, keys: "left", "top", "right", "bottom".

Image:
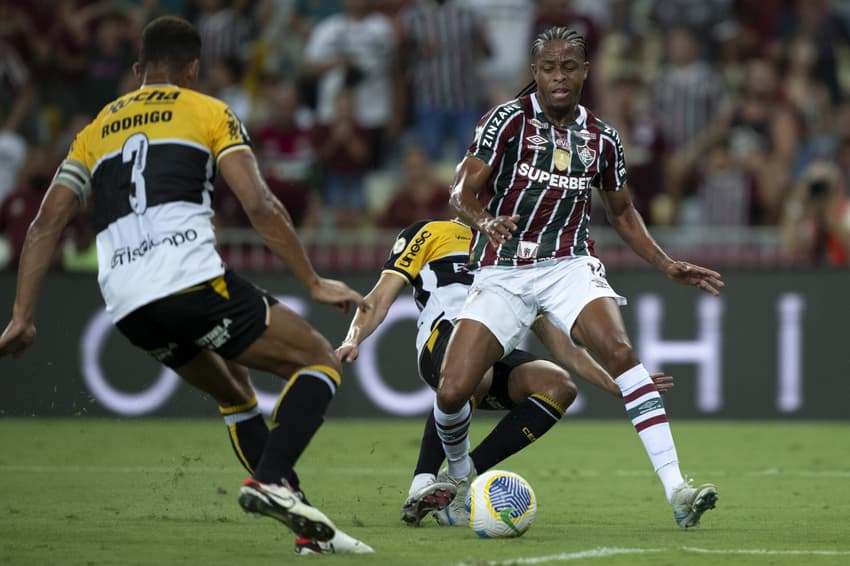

{"left": 454, "top": 546, "right": 850, "bottom": 566}
{"left": 1, "top": 465, "right": 850, "bottom": 477}
{"left": 682, "top": 547, "right": 850, "bottom": 556}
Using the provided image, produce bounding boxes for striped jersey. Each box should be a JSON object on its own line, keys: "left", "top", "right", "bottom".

{"left": 398, "top": 1, "right": 484, "bottom": 110}
{"left": 467, "top": 93, "right": 627, "bottom": 269}
{"left": 382, "top": 219, "right": 474, "bottom": 356}
{"left": 62, "top": 84, "right": 251, "bottom": 321}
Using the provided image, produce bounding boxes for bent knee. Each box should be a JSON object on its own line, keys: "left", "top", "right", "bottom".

{"left": 535, "top": 371, "right": 577, "bottom": 409}
{"left": 599, "top": 337, "right": 639, "bottom": 376}
{"left": 436, "top": 373, "right": 472, "bottom": 413}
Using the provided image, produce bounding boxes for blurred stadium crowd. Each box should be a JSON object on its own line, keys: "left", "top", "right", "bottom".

{"left": 2, "top": 0, "right": 850, "bottom": 271}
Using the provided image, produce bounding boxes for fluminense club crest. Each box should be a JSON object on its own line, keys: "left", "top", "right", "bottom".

{"left": 577, "top": 144, "right": 596, "bottom": 167}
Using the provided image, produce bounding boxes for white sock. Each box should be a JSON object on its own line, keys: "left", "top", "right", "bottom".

{"left": 433, "top": 400, "right": 471, "bottom": 480}
{"left": 616, "top": 363, "right": 685, "bottom": 502}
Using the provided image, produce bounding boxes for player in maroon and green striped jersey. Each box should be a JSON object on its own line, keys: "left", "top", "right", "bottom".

{"left": 433, "top": 26, "right": 723, "bottom": 529}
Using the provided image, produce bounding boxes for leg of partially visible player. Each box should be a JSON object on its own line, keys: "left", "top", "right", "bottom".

{"left": 470, "top": 358, "right": 576, "bottom": 473}
{"left": 572, "top": 297, "right": 717, "bottom": 528}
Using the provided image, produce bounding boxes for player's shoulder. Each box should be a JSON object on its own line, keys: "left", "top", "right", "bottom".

{"left": 179, "top": 87, "right": 230, "bottom": 112}
{"left": 584, "top": 107, "right": 621, "bottom": 140}
{"left": 393, "top": 219, "right": 439, "bottom": 245}
{"left": 482, "top": 97, "right": 527, "bottom": 122}
{"left": 392, "top": 219, "right": 468, "bottom": 251}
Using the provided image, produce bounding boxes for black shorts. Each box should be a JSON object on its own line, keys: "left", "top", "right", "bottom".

{"left": 417, "top": 319, "right": 538, "bottom": 411}
{"left": 115, "top": 269, "right": 278, "bottom": 368}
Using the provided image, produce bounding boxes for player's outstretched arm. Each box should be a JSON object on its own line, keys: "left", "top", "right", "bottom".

{"left": 449, "top": 156, "right": 519, "bottom": 249}
{"left": 219, "top": 148, "right": 363, "bottom": 312}
{"left": 598, "top": 187, "right": 724, "bottom": 296}
{"left": 531, "top": 316, "right": 673, "bottom": 396}
{"left": 336, "top": 273, "right": 406, "bottom": 363}
{"left": 0, "top": 184, "right": 80, "bottom": 357}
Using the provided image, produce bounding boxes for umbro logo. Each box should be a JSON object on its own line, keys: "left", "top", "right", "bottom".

{"left": 526, "top": 135, "right": 548, "bottom": 145}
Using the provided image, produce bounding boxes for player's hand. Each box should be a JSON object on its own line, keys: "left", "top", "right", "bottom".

{"left": 480, "top": 214, "right": 520, "bottom": 249}
{"left": 650, "top": 371, "right": 674, "bottom": 395}
{"left": 0, "top": 318, "right": 36, "bottom": 357}
{"left": 663, "top": 261, "right": 724, "bottom": 296}
{"left": 309, "top": 277, "right": 365, "bottom": 314}
{"left": 336, "top": 342, "right": 360, "bottom": 363}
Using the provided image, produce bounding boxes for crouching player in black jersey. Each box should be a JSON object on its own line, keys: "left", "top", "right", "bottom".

{"left": 0, "top": 16, "right": 372, "bottom": 555}
{"left": 336, "top": 219, "right": 673, "bottom": 526}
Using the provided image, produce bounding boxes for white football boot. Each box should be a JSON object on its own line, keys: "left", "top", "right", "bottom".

{"left": 670, "top": 479, "right": 718, "bottom": 528}
{"left": 400, "top": 478, "right": 456, "bottom": 526}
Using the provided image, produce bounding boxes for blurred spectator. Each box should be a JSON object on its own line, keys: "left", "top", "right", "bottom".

{"left": 651, "top": 27, "right": 727, "bottom": 219}
{"left": 295, "top": 0, "right": 345, "bottom": 26}
{"left": 647, "top": 0, "right": 737, "bottom": 58}
{"left": 0, "top": 146, "right": 61, "bottom": 268}
{"left": 694, "top": 140, "right": 760, "bottom": 227}
{"left": 783, "top": 35, "right": 835, "bottom": 176}
{"left": 599, "top": 70, "right": 667, "bottom": 225}
{"left": 83, "top": 11, "right": 135, "bottom": 117}
{"left": 461, "top": 0, "right": 534, "bottom": 105}
{"left": 45, "top": 1, "right": 91, "bottom": 121}
{"left": 712, "top": 57, "right": 800, "bottom": 224}
{"left": 315, "top": 89, "right": 372, "bottom": 229}
{"left": 397, "top": 0, "right": 489, "bottom": 163}
{"left": 781, "top": 160, "right": 850, "bottom": 266}
{"left": 250, "top": 0, "right": 311, "bottom": 84}
{"left": 303, "top": 0, "right": 399, "bottom": 168}
{"left": 255, "top": 81, "right": 319, "bottom": 229}
{"left": 0, "top": 35, "right": 34, "bottom": 138}
{"left": 378, "top": 145, "right": 451, "bottom": 228}
{"left": 215, "top": 79, "right": 319, "bottom": 230}
{"left": 650, "top": 27, "right": 726, "bottom": 152}
{"left": 205, "top": 56, "right": 253, "bottom": 126}
{"left": 0, "top": 131, "right": 27, "bottom": 204}
{"left": 768, "top": 0, "right": 849, "bottom": 104}
{"left": 195, "top": 0, "right": 253, "bottom": 76}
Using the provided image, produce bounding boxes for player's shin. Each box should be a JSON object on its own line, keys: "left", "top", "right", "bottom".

{"left": 616, "top": 363, "right": 684, "bottom": 501}
{"left": 470, "top": 394, "right": 565, "bottom": 473}
{"left": 220, "top": 396, "right": 268, "bottom": 473}
{"left": 252, "top": 365, "right": 340, "bottom": 485}
{"left": 434, "top": 400, "right": 472, "bottom": 480}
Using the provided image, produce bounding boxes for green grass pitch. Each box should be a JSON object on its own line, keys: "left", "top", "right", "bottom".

{"left": 1, "top": 419, "right": 849, "bottom": 565}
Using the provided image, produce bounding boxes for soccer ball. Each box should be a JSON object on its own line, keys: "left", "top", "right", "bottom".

{"left": 466, "top": 470, "right": 537, "bottom": 538}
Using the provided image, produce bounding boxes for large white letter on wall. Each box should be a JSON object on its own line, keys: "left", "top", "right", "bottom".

{"left": 636, "top": 294, "right": 724, "bottom": 412}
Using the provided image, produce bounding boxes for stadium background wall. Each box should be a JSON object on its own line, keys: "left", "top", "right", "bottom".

{"left": 1, "top": 270, "right": 847, "bottom": 419}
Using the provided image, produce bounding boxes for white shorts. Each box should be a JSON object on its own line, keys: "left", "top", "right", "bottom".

{"left": 458, "top": 256, "right": 626, "bottom": 354}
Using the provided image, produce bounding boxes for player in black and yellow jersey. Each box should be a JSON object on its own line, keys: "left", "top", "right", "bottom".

{"left": 336, "top": 218, "right": 673, "bottom": 526}
{"left": 0, "top": 16, "right": 372, "bottom": 555}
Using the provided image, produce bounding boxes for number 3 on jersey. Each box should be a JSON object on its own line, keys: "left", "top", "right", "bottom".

{"left": 122, "top": 133, "right": 149, "bottom": 214}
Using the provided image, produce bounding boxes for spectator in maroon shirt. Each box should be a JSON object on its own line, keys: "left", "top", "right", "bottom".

{"left": 315, "top": 89, "right": 372, "bottom": 229}
{"left": 378, "top": 145, "right": 451, "bottom": 228}
{"left": 0, "top": 146, "right": 66, "bottom": 268}
{"left": 215, "top": 81, "right": 320, "bottom": 229}
{"left": 598, "top": 70, "right": 667, "bottom": 225}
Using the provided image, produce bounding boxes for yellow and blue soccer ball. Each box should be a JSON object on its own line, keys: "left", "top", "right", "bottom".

{"left": 466, "top": 470, "right": 537, "bottom": 538}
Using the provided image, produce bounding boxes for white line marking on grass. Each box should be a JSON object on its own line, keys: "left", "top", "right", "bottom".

{"left": 682, "top": 547, "right": 850, "bottom": 556}
{"left": 454, "top": 547, "right": 850, "bottom": 566}
{"left": 454, "top": 547, "right": 664, "bottom": 566}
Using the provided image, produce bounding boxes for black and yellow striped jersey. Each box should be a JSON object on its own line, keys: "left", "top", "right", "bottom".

{"left": 60, "top": 84, "right": 251, "bottom": 321}
{"left": 382, "top": 219, "right": 473, "bottom": 356}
